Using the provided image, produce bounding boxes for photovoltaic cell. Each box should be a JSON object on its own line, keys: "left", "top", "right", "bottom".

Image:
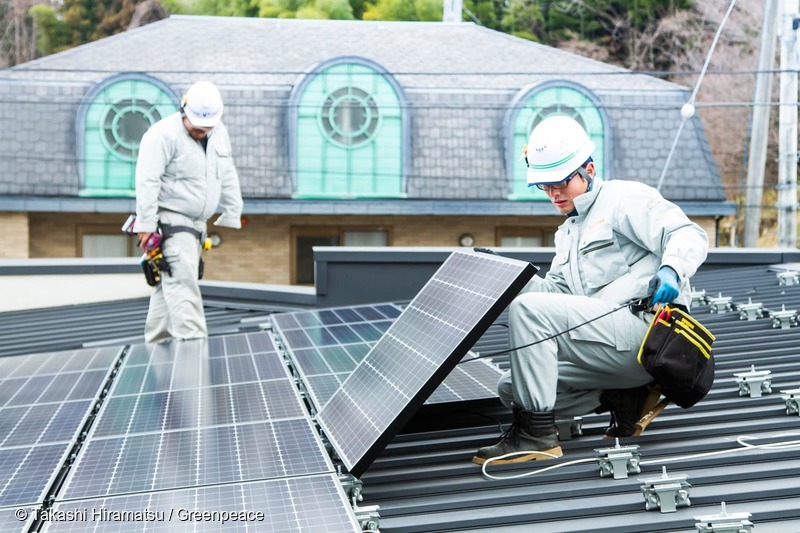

{"left": 0, "top": 347, "right": 122, "bottom": 507}
{"left": 60, "top": 333, "right": 335, "bottom": 501}
{"left": 43, "top": 474, "right": 360, "bottom": 532}
{"left": 316, "top": 250, "right": 536, "bottom": 476}
{"left": 0, "top": 506, "right": 34, "bottom": 532}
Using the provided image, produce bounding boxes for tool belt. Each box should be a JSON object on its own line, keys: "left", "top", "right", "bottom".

{"left": 637, "top": 304, "right": 716, "bottom": 409}
{"left": 160, "top": 224, "right": 207, "bottom": 280}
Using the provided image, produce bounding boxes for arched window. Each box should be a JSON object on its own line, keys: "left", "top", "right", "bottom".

{"left": 289, "top": 57, "right": 408, "bottom": 198}
{"left": 78, "top": 74, "right": 179, "bottom": 197}
{"left": 505, "top": 82, "right": 609, "bottom": 200}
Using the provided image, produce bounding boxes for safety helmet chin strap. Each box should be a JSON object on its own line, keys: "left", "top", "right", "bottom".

{"left": 575, "top": 165, "right": 593, "bottom": 191}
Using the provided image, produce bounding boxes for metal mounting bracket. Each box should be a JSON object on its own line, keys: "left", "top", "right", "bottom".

{"left": 690, "top": 287, "right": 707, "bottom": 307}
{"left": 639, "top": 466, "right": 691, "bottom": 513}
{"left": 338, "top": 473, "right": 364, "bottom": 505}
{"left": 595, "top": 440, "right": 641, "bottom": 479}
{"left": 734, "top": 365, "right": 772, "bottom": 397}
{"left": 777, "top": 270, "right": 800, "bottom": 286}
{"left": 354, "top": 505, "right": 381, "bottom": 531}
{"left": 694, "top": 502, "right": 753, "bottom": 533}
{"left": 770, "top": 304, "right": 798, "bottom": 329}
{"left": 737, "top": 298, "right": 764, "bottom": 321}
{"left": 555, "top": 416, "right": 583, "bottom": 441}
{"left": 707, "top": 293, "right": 733, "bottom": 314}
{"left": 781, "top": 388, "right": 800, "bottom": 415}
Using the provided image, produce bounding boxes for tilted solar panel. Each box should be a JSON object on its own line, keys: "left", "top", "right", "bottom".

{"left": 273, "top": 302, "right": 506, "bottom": 411}
{"left": 316, "top": 250, "right": 537, "bottom": 476}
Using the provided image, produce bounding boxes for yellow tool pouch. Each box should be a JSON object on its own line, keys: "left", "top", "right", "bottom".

{"left": 637, "top": 305, "right": 716, "bottom": 408}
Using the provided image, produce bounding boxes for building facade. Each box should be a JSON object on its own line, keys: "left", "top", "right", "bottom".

{"left": 0, "top": 16, "right": 731, "bottom": 285}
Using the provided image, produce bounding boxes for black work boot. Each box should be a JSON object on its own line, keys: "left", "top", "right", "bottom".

{"left": 472, "top": 408, "right": 563, "bottom": 465}
{"left": 599, "top": 385, "right": 661, "bottom": 438}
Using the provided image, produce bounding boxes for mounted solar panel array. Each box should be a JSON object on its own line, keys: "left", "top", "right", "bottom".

{"left": 272, "top": 303, "right": 505, "bottom": 411}
{"left": 48, "top": 333, "right": 361, "bottom": 532}
{"left": 316, "top": 250, "right": 537, "bottom": 477}
{"left": 0, "top": 347, "right": 120, "bottom": 510}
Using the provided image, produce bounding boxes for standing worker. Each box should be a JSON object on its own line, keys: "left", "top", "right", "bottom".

{"left": 473, "top": 115, "right": 709, "bottom": 465}
{"left": 133, "top": 80, "right": 243, "bottom": 343}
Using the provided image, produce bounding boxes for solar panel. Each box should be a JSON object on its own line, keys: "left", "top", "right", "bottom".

{"left": 60, "top": 333, "right": 336, "bottom": 501}
{"left": 316, "top": 250, "right": 537, "bottom": 476}
{"left": 44, "top": 474, "right": 361, "bottom": 533}
{"left": 0, "top": 347, "right": 121, "bottom": 507}
{"left": 0, "top": 505, "right": 35, "bottom": 532}
{"left": 273, "top": 303, "right": 505, "bottom": 410}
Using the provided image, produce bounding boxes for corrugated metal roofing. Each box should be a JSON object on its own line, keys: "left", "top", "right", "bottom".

{"left": 356, "top": 263, "right": 800, "bottom": 532}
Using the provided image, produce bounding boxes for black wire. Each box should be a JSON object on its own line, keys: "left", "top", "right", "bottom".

{"left": 460, "top": 298, "right": 646, "bottom": 363}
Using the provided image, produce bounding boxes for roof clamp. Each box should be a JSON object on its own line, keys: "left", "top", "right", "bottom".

{"left": 734, "top": 365, "right": 772, "bottom": 398}
{"left": 777, "top": 270, "right": 800, "bottom": 286}
{"left": 338, "top": 473, "right": 364, "bottom": 506}
{"left": 781, "top": 388, "right": 800, "bottom": 415}
{"left": 595, "top": 439, "right": 641, "bottom": 479}
{"left": 555, "top": 416, "right": 583, "bottom": 441}
{"left": 737, "top": 298, "right": 764, "bottom": 321}
{"left": 770, "top": 304, "right": 799, "bottom": 329}
{"left": 707, "top": 293, "right": 733, "bottom": 314}
{"left": 639, "top": 466, "right": 691, "bottom": 513}
{"left": 694, "top": 502, "right": 754, "bottom": 533}
{"left": 690, "top": 287, "right": 707, "bottom": 307}
{"left": 354, "top": 505, "right": 381, "bottom": 531}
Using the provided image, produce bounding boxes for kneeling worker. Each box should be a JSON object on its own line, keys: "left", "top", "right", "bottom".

{"left": 473, "top": 115, "right": 709, "bottom": 465}
{"left": 134, "top": 81, "right": 243, "bottom": 343}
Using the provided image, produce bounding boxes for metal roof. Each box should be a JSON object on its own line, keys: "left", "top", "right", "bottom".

{"left": 2, "top": 259, "right": 799, "bottom": 531}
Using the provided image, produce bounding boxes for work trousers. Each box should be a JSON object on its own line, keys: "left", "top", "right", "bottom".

{"left": 497, "top": 292, "right": 653, "bottom": 417}
{"left": 144, "top": 211, "right": 207, "bottom": 343}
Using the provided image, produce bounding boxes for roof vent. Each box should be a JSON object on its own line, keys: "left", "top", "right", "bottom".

{"left": 690, "top": 287, "right": 707, "bottom": 307}
{"left": 639, "top": 466, "right": 691, "bottom": 513}
{"left": 694, "top": 502, "right": 753, "bottom": 533}
{"left": 707, "top": 293, "right": 733, "bottom": 314}
{"left": 595, "top": 439, "right": 641, "bottom": 479}
{"left": 777, "top": 270, "right": 800, "bottom": 286}
{"left": 734, "top": 365, "right": 772, "bottom": 397}
{"left": 737, "top": 298, "right": 764, "bottom": 321}
{"left": 781, "top": 388, "right": 800, "bottom": 415}
{"left": 770, "top": 304, "right": 798, "bottom": 329}
{"left": 555, "top": 416, "right": 583, "bottom": 441}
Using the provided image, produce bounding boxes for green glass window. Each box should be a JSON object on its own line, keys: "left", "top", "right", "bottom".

{"left": 80, "top": 77, "right": 177, "bottom": 197}
{"left": 510, "top": 84, "right": 606, "bottom": 200}
{"left": 294, "top": 61, "right": 405, "bottom": 198}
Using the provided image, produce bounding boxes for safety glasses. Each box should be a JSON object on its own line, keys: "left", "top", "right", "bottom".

{"left": 535, "top": 171, "right": 577, "bottom": 192}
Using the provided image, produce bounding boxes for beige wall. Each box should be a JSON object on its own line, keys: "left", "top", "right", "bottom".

{"left": 0, "top": 212, "right": 30, "bottom": 259}
{"left": 23, "top": 212, "right": 719, "bottom": 285}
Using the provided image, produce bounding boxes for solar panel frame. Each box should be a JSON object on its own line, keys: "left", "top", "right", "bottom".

{"left": 316, "top": 250, "right": 537, "bottom": 476}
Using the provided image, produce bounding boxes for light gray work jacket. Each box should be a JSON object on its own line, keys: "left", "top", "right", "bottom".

{"left": 527, "top": 178, "right": 709, "bottom": 308}
{"left": 134, "top": 113, "right": 243, "bottom": 233}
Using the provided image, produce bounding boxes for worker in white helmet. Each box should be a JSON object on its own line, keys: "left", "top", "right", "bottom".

{"left": 133, "top": 80, "right": 243, "bottom": 343}
{"left": 473, "top": 115, "right": 708, "bottom": 465}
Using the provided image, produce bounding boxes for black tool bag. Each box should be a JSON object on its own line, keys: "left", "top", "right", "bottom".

{"left": 637, "top": 305, "right": 715, "bottom": 408}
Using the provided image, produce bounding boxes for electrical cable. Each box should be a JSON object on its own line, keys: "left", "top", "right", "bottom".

{"left": 481, "top": 433, "right": 800, "bottom": 481}
{"left": 459, "top": 298, "right": 647, "bottom": 364}
{"left": 656, "top": 0, "right": 738, "bottom": 192}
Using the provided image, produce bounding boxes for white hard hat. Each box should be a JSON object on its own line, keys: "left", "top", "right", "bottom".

{"left": 525, "top": 115, "right": 595, "bottom": 185}
{"left": 181, "top": 81, "right": 223, "bottom": 128}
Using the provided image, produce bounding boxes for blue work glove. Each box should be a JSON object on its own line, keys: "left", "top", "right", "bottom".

{"left": 648, "top": 266, "right": 680, "bottom": 306}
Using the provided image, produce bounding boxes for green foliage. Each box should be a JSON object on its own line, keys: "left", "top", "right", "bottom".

{"left": 28, "top": 5, "right": 71, "bottom": 55}
{"left": 362, "top": 0, "right": 441, "bottom": 22}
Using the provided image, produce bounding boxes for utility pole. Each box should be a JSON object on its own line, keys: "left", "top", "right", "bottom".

{"left": 443, "top": 0, "right": 463, "bottom": 23}
{"left": 743, "top": 0, "right": 779, "bottom": 247}
{"left": 777, "top": 0, "right": 799, "bottom": 248}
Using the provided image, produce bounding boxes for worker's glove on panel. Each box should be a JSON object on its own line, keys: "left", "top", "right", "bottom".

{"left": 473, "top": 247, "right": 499, "bottom": 256}
{"left": 648, "top": 266, "right": 680, "bottom": 307}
